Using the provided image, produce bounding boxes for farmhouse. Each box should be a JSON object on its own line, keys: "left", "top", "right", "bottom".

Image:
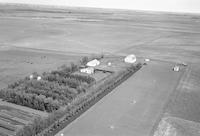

{"left": 80, "top": 67, "right": 94, "bottom": 74}
{"left": 86, "top": 59, "right": 100, "bottom": 67}
{"left": 124, "top": 54, "right": 136, "bottom": 63}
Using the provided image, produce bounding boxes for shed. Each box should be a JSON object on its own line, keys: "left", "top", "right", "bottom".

{"left": 124, "top": 54, "right": 136, "bottom": 63}
{"left": 86, "top": 59, "right": 100, "bottom": 67}
{"left": 173, "top": 66, "right": 180, "bottom": 72}
{"left": 37, "top": 76, "right": 42, "bottom": 81}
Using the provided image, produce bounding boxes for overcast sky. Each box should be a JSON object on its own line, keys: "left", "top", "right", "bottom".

{"left": 0, "top": 0, "right": 200, "bottom": 13}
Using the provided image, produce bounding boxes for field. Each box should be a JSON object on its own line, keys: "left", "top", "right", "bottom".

{"left": 0, "top": 43, "right": 141, "bottom": 135}
{"left": 0, "top": 3, "right": 200, "bottom": 136}
{"left": 0, "top": 47, "right": 83, "bottom": 89}
{"left": 0, "top": 47, "right": 84, "bottom": 135}
{"left": 56, "top": 60, "right": 183, "bottom": 136}
{"left": 154, "top": 64, "right": 200, "bottom": 136}
{"left": 0, "top": 101, "right": 48, "bottom": 136}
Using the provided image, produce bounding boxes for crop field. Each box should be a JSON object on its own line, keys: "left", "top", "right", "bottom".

{"left": 0, "top": 47, "right": 82, "bottom": 89}
{"left": 0, "top": 3, "right": 200, "bottom": 136}
{"left": 0, "top": 4, "right": 200, "bottom": 59}
{"left": 154, "top": 64, "right": 200, "bottom": 136}
{"left": 0, "top": 101, "right": 48, "bottom": 136}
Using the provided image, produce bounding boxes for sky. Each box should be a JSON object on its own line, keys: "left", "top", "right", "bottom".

{"left": 0, "top": 0, "right": 200, "bottom": 13}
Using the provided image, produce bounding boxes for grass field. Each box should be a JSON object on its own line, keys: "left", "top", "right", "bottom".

{"left": 0, "top": 47, "right": 83, "bottom": 89}
{"left": 154, "top": 64, "right": 200, "bottom": 136}
{"left": 0, "top": 3, "right": 200, "bottom": 136}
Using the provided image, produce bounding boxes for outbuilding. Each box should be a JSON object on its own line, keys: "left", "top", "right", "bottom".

{"left": 29, "top": 74, "right": 33, "bottom": 80}
{"left": 80, "top": 67, "right": 94, "bottom": 74}
{"left": 173, "top": 66, "right": 180, "bottom": 72}
{"left": 145, "top": 58, "right": 150, "bottom": 62}
{"left": 37, "top": 76, "right": 42, "bottom": 81}
{"left": 86, "top": 59, "right": 100, "bottom": 67}
{"left": 124, "top": 54, "right": 136, "bottom": 63}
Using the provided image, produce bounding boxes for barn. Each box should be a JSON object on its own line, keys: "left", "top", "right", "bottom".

{"left": 86, "top": 59, "right": 100, "bottom": 67}
{"left": 124, "top": 54, "right": 137, "bottom": 63}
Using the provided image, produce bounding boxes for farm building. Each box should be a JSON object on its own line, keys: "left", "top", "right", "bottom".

{"left": 37, "top": 76, "right": 42, "bottom": 81}
{"left": 80, "top": 67, "right": 95, "bottom": 74}
{"left": 86, "top": 59, "right": 100, "bottom": 67}
{"left": 124, "top": 54, "right": 136, "bottom": 63}
{"left": 173, "top": 66, "right": 180, "bottom": 72}
{"left": 145, "top": 58, "right": 150, "bottom": 62}
{"left": 108, "top": 62, "right": 112, "bottom": 66}
{"left": 29, "top": 74, "right": 33, "bottom": 80}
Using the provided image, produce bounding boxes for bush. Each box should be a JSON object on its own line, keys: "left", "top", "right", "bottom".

{"left": 80, "top": 56, "right": 89, "bottom": 65}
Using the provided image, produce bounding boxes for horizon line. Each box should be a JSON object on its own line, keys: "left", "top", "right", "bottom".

{"left": 0, "top": 2, "right": 200, "bottom": 16}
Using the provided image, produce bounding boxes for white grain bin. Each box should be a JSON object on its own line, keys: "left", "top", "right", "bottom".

{"left": 108, "top": 62, "right": 112, "bottom": 66}
{"left": 145, "top": 58, "right": 150, "bottom": 62}
{"left": 80, "top": 67, "right": 94, "bottom": 74}
{"left": 124, "top": 54, "right": 136, "bottom": 63}
{"left": 37, "top": 76, "right": 42, "bottom": 81}
{"left": 86, "top": 59, "right": 100, "bottom": 67}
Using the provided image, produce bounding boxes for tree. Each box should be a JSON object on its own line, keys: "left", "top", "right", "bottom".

{"left": 80, "top": 56, "right": 89, "bottom": 65}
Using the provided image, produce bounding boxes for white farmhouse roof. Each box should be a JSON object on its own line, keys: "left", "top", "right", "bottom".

{"left": 80, "top": 67, "right": 94, "bottom": 74}
{"left": 124, "top": 54, "right": 136, "bottom": 63}
{"left": 86, "top": 59, "right": 100, "bottom": 67}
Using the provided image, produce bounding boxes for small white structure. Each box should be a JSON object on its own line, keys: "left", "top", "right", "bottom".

{"left": 180, "top": 62, "right": 187, "bottom": 66}
{"left": 110, "top": 125, "right": 115, "bottom": 130}
{"left": 80, "top": 67, "right": 94, "bottom": 74}
{"left": 145, "top": 58, "right": 150, "bottom": 62}
{"left": 108, "top": 62, "right": 112, "bottom": 66}
{"left": 29, "top": 74, "right": 33, "bottom": 80}
{"left": 173, "top": 66, "right": 180, "bottom": 72}
{"left": 86, "top": 59, "right": 100, "bottom": 67}
{"left": 124, "top": 54, "right": 136, "bottom": 63}
{"left": 132, "top": 100, "right": 137, "bottom": 104}
{"left": 37, "top": 76, "right": 42, "bottom": 81}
